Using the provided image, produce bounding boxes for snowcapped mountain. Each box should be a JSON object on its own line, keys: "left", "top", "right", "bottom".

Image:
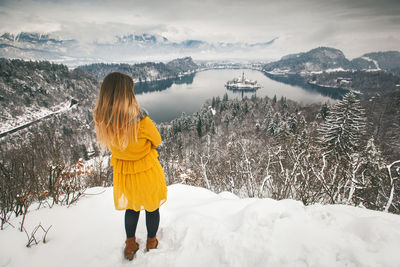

{"left": 0, "top": 32, "right": 67, "bottom": 45}
{"left": 116, "top": 33, "right": 169, "bottom": 44}
{"left": 0, "top": 32, "right": 78, "bottom": 63}
{"left": 1, "top": 184, "right": 400, "bottom": 267}
{"left": 0, "top": 32, "right": 277, "bottom": 67}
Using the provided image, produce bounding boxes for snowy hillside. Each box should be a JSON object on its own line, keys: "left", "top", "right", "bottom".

{"left": 1, "top": 184, "right": 400, "bottom": 267}
{"left": 263, "top": 47, "right": 353, "bottom": 75}
{"left": 0, "top": 58, "right": 99, "bottom": 135}
{"left": 262, "top": 47, "right": 400, "bottom": 75}
{"left": 76, "top": 57, "right": 198, "bottom": 81}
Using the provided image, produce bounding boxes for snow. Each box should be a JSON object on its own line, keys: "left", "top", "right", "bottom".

{"left": 266, "top": 69, "right": 292, "bottom": 75}
{"left": 308, "top": 68, "right": 349, "bottom": 75}
{"left": 1, "top": 184, "right": 400, "bottom": 267}
{"left": 83, "top": 154, "right": 110, "bottom": 171}
{"left": 324, "top": 67, "right": 346, "bottom": 73}
{"left": 147, "top": 68, "right": 159, "bottom": 79}
{"left": 269, "top": 67, "right": 350, "bottom": 76}
{"left": 361, "top": 56, "right": 381, "bottom": 70}
{"left": 0, "top": 101, "right": 72, "bottom": 135}
{"left": 0, "top": 106, "right": 52, "bottom": 133}
{"left": 211, "top": 108, "right": 216, "bottom": 115}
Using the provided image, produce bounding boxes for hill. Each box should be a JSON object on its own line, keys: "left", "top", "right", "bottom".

{"left": 262, "top": 48, "right": 400, "bottom": 98}
{"left": 308, "top": 70, "right": 400, "bottom": 97}
{"left": 263, "top": 47, "right": 353, "bottom": 74}
{"left": 263, "top": 47, "right": 400, "bottom": 75}
{"left": 1, "top": 184, "right": 400, "bottom": 267}
{"left": 76, "top": 56, "right": 198, "bottom": 81}
{"left": 352, "top": 51, "right": 400, "bottom": 75}
{"left": 0, "top": 58, "right": 99, "bottom": 135}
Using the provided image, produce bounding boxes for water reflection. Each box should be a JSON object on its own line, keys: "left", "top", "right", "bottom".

{"left": 134, "top": 73, "right": 196, "bottom": 94}
{"left": 226, "top": 87, "right": 259, "bottom": 99}
{"left": 135, "top": 70, "right": 347, "bottom": 100}
{"left": 263, "top": 72, "right": 348, "bottom": 100}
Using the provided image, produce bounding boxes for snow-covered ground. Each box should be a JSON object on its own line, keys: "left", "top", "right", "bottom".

{"left": 267, "top": 67, "right": 351, "bottom": 76}
{"left": 266, "top": 69, "right": 293, "bottom": 76}
{"left": 1, "top": 184, "right": 400, "bottom": 267}
{"left": 0, "top": 106, "right": 53, "bottom": 133}
{"left": 361, "top": 56, "right": 381, "bottom": 70}
{"left": 0, "top": 101, "right": 72, "bottom": 134}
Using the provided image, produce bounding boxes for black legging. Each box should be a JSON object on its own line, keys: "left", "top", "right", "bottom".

{"left": 125, "top": 209, "right": 160, "bottom": 238}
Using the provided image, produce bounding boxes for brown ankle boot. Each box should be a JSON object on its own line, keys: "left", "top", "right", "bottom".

{"left": 125, "top": 237, "right": 139, "bottom": 261}
{"left": 146, "top": 236, "right": 158, "bottom": 252}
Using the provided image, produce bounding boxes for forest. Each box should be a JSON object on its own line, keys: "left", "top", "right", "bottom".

{"left": 309, "top": 70, "right": 400, "bottom": 98}
{"left": 157, "top": 92, "right": 400, "bottom": 213}
{"left": 76, "top": 57, "right": 198, "bottom": 80}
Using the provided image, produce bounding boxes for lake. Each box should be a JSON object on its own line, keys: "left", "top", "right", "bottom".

{"left": 135, "top": 69, "right": 337, "bottom": 123}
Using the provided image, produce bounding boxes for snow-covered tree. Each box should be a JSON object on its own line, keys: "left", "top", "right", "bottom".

{"left": 210, "top": 121, "right": 216, "bottom": 134}
{"left": 354, "top": 137, "right": 388, "bottom": 209}
{"left": 196, "top": 116, "right": 202, "bottom": 137}
{"left": 288, "top": 114, "right": 297, "bottom": 133}
{"left": 320, "top": 102, "right": 330, "bottom": 120}
{"left": 268, "top": 112, "right": 281, "bottom": 135}
{"left": 318, "top": 92, "right": 366, "bottom": 159}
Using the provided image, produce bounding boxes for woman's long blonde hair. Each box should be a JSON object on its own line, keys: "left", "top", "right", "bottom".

{"left": 93, "top": 72, "right": 140, "bottom": 150}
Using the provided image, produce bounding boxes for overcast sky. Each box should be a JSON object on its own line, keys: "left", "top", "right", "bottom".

{"left": 0, "top": 0, "right": 399, "bottom": 59}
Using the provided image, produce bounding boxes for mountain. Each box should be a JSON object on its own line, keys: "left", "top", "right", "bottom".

{"left": 0, "top": 32, "right": 65, "bottom": 45}
{"left": 352, "top": 51, "right": 400, "bottom": 75}
{"left": 116, "top": 33, "right": 169, "bottom": 44}
{"left": 1, "top": 184, "right": 400, "bottom": 267}
{"left": 0, "top": 32, "right": 77, "bottom": 62}
{"left": 166, "top": 57, "right": 198, "bottom": 74}
{"left": 0, "top": 32, "right": 277, "bottom": 66}
{"left": 263, "top": 47, "right": 353, "bottom": 74}
{"left": 76, "top": 56, "right": 198, "bottom": 81}
{"left": 263, "top": 47, "right": 400, "bottom": 76}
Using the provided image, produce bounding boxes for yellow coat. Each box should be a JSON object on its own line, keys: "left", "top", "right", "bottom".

{"left": 110, "top": 115, "right": 167, "bottom": 212}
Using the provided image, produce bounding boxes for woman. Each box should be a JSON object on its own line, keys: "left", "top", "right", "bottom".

{"left": 93, "top": 72, "right": 167, "bottom": 260}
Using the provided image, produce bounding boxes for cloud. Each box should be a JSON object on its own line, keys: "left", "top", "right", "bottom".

{"left": 0, "top": 0, "right": 399, "bottom": 59}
